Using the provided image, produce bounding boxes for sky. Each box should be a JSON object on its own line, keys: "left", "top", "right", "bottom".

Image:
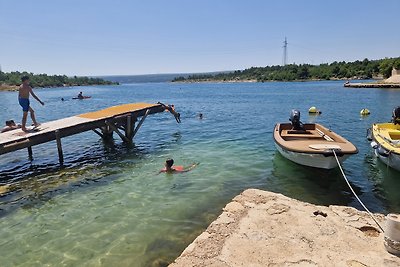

{"left": 0, "top": 0, "right": 399, "bottom": 76}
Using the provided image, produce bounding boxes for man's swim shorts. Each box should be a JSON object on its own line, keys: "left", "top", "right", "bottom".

{"left": 18, "top": 98, "right": 30, "bottom": 112}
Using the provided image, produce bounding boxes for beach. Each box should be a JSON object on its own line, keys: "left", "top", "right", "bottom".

{"left": 0, "top": 84, "right": 18, "bottom": 91}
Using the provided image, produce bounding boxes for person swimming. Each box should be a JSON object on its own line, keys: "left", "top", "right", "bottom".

{"left": 159, "top": 158, "right": 198, "bottom": 173}
{"left": 1, "top": 120, "right": 21, "bottom": 133}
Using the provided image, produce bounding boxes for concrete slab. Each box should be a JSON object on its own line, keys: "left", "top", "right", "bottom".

{"left": 170, "top": 189, "right": 400, "bottom": 267}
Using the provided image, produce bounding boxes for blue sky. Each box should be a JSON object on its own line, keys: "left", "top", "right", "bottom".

{"left": 0, "top": 0, "right": 399, "bottom": 76}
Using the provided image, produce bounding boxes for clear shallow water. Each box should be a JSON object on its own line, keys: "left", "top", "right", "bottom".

{"left": 0, "top": 81, "right": 400, "bottom": 266}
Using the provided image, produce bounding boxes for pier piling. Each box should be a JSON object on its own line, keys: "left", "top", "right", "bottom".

{"left": 105, "top": 120, "right": 130, "bottom": 143}
{"left": 133, "top": 109, "right": 150, "bottom": 138}
{"left": 55, "top": 130, "right": 64, "bottom": 165}
{"left": 27, "top": 146, "right": 33, "bottom": 161}
{"left": 126, "top": 115, "right": 133, "bottom": 140}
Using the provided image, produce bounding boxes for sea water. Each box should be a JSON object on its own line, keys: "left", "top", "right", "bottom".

{"left": 0, "top": 81, "right": 400, "bottom": 266}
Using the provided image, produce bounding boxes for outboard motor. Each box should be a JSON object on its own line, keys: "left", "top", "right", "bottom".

{"left": 289, "top": 109, "right": 304, "bottom": 130}
{"left": 393, "top": 106, "right": 400, "bottom": 125}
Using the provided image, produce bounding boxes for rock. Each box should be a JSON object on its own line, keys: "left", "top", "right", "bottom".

{"left": 170, "top": 189, "right": 399, "bottom": 267}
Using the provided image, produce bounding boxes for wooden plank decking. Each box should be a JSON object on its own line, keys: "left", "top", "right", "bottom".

{"left": 0, "top": 102, "right": 166, "bottom": 163}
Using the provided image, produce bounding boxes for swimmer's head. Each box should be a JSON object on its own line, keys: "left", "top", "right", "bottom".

{"left": 165, "top": 159, "right": 174, "bottom": 168}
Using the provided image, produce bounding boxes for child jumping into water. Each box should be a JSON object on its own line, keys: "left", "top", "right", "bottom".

{"left": 159, "top": 158, "right": 198, "bottom": 174}
{"left": 157, "top": 102, "right": 181, "bottom": 123}
{"left": 18, "top": 76, "right": 44, "bottom": 132}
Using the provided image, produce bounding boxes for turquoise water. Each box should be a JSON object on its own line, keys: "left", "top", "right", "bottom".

{"left": 1, "top": 81, "right": 400, "bottom": 266}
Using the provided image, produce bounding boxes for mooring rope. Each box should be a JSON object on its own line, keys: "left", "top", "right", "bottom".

{"left": 332, "top": 149, "right": 385, "bottom": 233}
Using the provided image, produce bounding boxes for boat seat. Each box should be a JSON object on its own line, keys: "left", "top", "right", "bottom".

{"left": 281, "top": 129, "right": 323, "bottom": 139}
{"left": 389, "top": 131, "right": 400, "bottom": 140}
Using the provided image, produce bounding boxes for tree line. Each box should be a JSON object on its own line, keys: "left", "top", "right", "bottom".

{"left": 0, "top": 71, "right": 118, "bottom": 88}
{"left": 172, "top": 57, "right": 400, "bottom": 82}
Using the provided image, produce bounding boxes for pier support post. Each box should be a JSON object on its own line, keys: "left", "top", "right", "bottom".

{"left": 126, "top": 115, "right": 132, "bottom": 140}
{"left": 27, "top": 146, "right": 33, "bottom": 161}
{"left": 132, "top": 109, "right": 150, "bottom": 138}
{"left": 92, "top": 129, "right": 104, "bottom": 138}
{"left": 105, "top": 120, "right": 130, "bottom": 143}
{"left": 55, "top": 130, "right": 64, "bottom": 165}
{"left": 132, "top": 116, "right": 137, "bottom": 138}
{"left": 101, "top": 126, "right": 113, "bottom": 140}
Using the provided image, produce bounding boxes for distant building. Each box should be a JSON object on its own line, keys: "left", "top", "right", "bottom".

{"left": 392, "top": 68, "right": 400, "bottom": 76}
{"left": 385, "top": 68, "right": 400, "bottom": 83}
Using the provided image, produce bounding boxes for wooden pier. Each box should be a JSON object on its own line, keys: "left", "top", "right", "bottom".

{"left": 344, "top": 82, "right": 400, "bottom": 88}
{"left": 0, "top": 102, "right": 173, "bottom": 165}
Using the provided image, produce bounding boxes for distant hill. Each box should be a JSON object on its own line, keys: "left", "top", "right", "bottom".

{"left": 98, "top": 74, "right": 186, "bottom": 83}
{"left": 172, "top": 57, "right": 400, "bottom": 83}
{"left": 99, "top": 71, "right": 231, "bottom": 84}
{"left": 0, "top": 71, "right": 117, "bottom": 91}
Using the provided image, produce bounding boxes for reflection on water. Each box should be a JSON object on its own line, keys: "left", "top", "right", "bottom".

{"left": 271, "top": 153, "right": 362, "bottom": 207}
{"left": 0, "top": 81, "right": 400, "bottom": 266}
{"left": 364, "top": 152, "right": 400, "bottom": 212}
{"left": 0, "top": 140, "right": 151, "bottom": 218}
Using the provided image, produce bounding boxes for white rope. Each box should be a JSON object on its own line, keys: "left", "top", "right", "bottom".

{"left": 332, "top": 149, "right": 385, "bottom": 233}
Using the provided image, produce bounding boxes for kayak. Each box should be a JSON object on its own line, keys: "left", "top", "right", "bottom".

{"left": 72, "top": 96, "right": 91, "bottom": 99}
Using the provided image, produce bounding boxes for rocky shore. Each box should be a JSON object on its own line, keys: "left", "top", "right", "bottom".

{"left": 0, "top": 85, "right": 19, "bottom": 91}
{"left": 344, "top": 69, "right": 400, "bottom": 88}
{"left": 170, "top": 189, "right": 400, "bottom": 267}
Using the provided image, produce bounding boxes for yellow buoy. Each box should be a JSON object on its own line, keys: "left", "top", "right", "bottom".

{"left": 360, "top": 108, "right": 370, "bottom": 116}
{"left": 309, "top": 106, "right": 321, "bottom": 114}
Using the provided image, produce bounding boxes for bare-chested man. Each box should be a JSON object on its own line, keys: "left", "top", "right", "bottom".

{"left": 18, "top": 76, "right": 44, "bottom": 132}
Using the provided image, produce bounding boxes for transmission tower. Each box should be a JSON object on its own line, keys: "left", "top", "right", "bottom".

{"left": 282, "top": 37, "right": 288, "bottom": 66}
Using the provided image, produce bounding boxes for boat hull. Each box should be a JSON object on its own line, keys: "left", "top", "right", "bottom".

{"left": 273, "top": 122, "right": 357, "bottom": 169}
{"left": 371, "top": 143, "right": 400, "bottom": 172}
{"left": 370, "top": 123, "right": 400, "bottom": 172}
{"left": 275, "top": 143, "right": 349, "bottom": 169}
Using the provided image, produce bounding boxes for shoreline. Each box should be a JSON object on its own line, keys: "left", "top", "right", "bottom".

{"left": 170, "top": 189, "right": 399, "bottom": 266}
{"left": 344, "top": 82, "right": 400, "bottom": 88}
{"left": 0, "top": 83, "right": 119, "bottom": 92}
{"left": 0, "top": 85, "right": 19, "bottom": 92}
{"left": 171, "top": 77, "right": 379, "bottom": 84}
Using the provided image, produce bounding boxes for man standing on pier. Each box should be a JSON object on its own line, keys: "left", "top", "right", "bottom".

{"left": 18, "top": 76, "right": 44, "bottom": 132}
